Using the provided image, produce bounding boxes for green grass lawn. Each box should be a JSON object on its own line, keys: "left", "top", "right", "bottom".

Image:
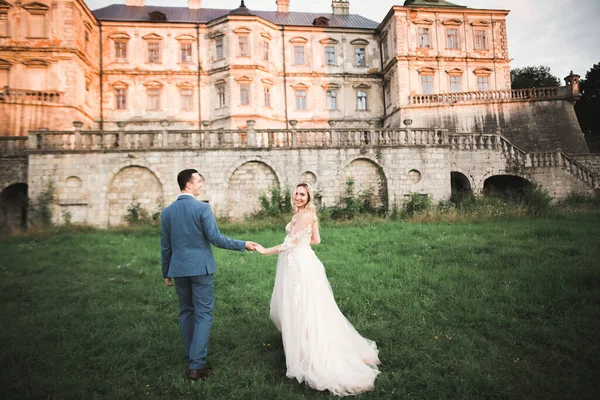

{"left": 1, "top": 215, "right": 599, "bottom": 399}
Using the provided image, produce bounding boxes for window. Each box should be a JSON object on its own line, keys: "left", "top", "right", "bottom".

{"left": 447, "top": 28, "right": 459, "bottom": 49}
{"left": 0, "top": 68, "right": 8, "bottom": 87}
{"left": 181, "top": 43, "right": 192, "bottom": 63}
{"left": 0, "top": 13, "right": 8, "bottom": 37}
{"left": 295, "top": 90, "right": 307, "bottom": 110}
{"left": 418, "top": 27, "right": 430, "bottom": 48}
{"left": 450, "top": 76, "right": 461, "bottom": 92}
{"left": 294, "top": 46, "right": 305, "bottom": 65}
{"left": 421, "top": 75, "right": 433, "bottom": 94}
{"left": 382, "top": 38, "right": 389, "bottom": 61}
{"left": 148, "top": 88, "right": 161, "bottom": 110}
{"left": 115, "top": 42, "right": 127, "bottom": 60}
{"left": 384, "top": 81, "right": 391, "bottom": 106}
{"left": 238, "top": 36, "right": 249, "bottom": 57}
{"left": 148, "top": 42, "right": 160, "bottom": 63}
{"left": 116, "top": 88, "right": 127, "bottom": 110}
{"left": 85, "top": 79, "right": 91, "bottom": 104}
{"left": 354, "top": 47, "right": 366, "bottom": 67}
{"left": 264, "top": 86, "right": 271, "bottom": 107}
{"left": 325, "top": 46, "right": 336, "bottom": 65}
{"left": 216, "top": 37, "right": 224, "bottom": 59}
{"left": 477, "top": 76, "right": 489, "bottom": 91}
{"left": 474, "top": 30, "right": 488, "bottom": 50}
{"left": 29, "top": 13, "right": 46, "bottom": 38}
{"left": 181, "top": 89, "right": 193, "bottom": 110}
{"left": 357, "top": 90, "right": 367, "bottom": 110}
{"left": 326, "top": 90, "right": 337, "bottom": 110}
{"left": 217, "top": 86, "right": 226, "bottom": 108}
{"left": 240, "top": 84, "right": 250, "bottom": 105}
{"left": 263, "top": 40, "right": 269, "bottom": 61}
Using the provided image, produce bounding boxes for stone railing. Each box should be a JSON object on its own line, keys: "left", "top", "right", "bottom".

{"left": 408, "top": 86, "right": 567, "bottom": 106}
{"left": 25, "top": 127, "right": 448, "bottom": 151}
{"left": 0, "top": 88, "right": 63, "bottom": 104}
{"left": 449, "top": 132, "right": 597, "bottom": 188}
{"left": 0, "top": 136, "right": 28, "bottom": 156}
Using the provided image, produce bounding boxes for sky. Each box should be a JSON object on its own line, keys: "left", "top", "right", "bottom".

{"left": 84, "top": 0, "right": 600, "bottom": 81}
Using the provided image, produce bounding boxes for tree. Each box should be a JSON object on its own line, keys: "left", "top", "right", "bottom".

{"left": 575, "top": 62, "right": 600, "bottom": 148}
{"left": 510, "top": 65, "right": 560, "bottom": 89}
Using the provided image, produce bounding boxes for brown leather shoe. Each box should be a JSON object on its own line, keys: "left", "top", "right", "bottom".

{"left": 186, "top": 368, "right": 210, "bottom": 380}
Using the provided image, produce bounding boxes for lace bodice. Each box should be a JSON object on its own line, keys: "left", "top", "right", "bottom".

{"left": 277, "top": 214, "right": 314, "bottom": 253}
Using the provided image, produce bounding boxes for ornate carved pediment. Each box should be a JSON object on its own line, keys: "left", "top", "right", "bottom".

{"left": 418, "top": 66, "right": 436, "bottom": 75}
{"left": 142, "top": 33, "right": 163, "bottom": 41}
{"left": 176, "top": 81, "right": 195, "bottom": 88}
{"left": 446, "top": 68, "right": 464, "bottom": 75}
{"left": 233, "top": 26, "right": 252, "bottom": 34}
{"left": 144, "top": 80, "right": 163, "bottom": 88}
{"left": 0, "top": 1, "right": 13, "bottom": 10}
{"left": 22, "top": 2, "right": 50, "bottom": 12}
{"left": 260, "top": 31, "right": 272, "bottom": 40}
{"left": 319, "top": 38, "right": 339, "bottom": 45}
{"left": 261, "top": 78, "right": 274, "bottom": 85}
{"left": 210, "top": 30, "right": 225, "bottom": 39}
{"left": 471, "top": 20, "right": 490, "bottom": 27}
{"left": 24, "top": 59, "right": 49, "bottom": 67}
{"left": 442, "top": 19, "right": 463, "bottom": 26}
{"left": 214, "top": 78, "right": 226, "bottom": 85}
{"left": 289, "top": 36, "right": 308, "bottom": 44}
{"left": 176, "top": 34, "right": 196, "bottom": 42}
{"left": 322, "top": 83, "right": 341, "bottom": 89}
{"left": 235, "top": 75, "right": 252, "bottom": 82}
{"left": 291, "top": 82, "right": 309, "bottom": 89}
{"left": 473, "top": 67, "right": 493, "bottom": 76}
{"left": 109, "top": 32, "right": 131, "bottom": 41}
{"left": 353, "top": 83, "right": 371, "bottom": 89}
{"left": 0, "top": 58, "right": 12, "bottom": 68}
{"left": 413, "top": 18, "right": 434, "bottom": 25}
{"left": 350, "top": 38, "right": 369, "bottom": 46}
{"left": 111, "top": 80, "right": 129, "bottom": 88}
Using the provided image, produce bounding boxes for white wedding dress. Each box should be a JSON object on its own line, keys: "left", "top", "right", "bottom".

{"left": 269, "top": 213, "right": 380, "bottom": 396}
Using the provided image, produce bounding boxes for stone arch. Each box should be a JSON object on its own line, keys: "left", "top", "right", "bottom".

{"left": 451, "top": 171, "right": 473, "bottom": 198}
{"left": 226, "top": 161, "right": 280, "bottom": 219}
{"left": 483, "top": 174, "right": 532, "bottom": 198}
{"left": 107, "top": 166, "right": 163, "bottom": 226}
{"left": 300, "top": 171, "right": 317, "bottom": 185}
{"left": 339, "top": 157, "right": 388, "bottom": 210}
{"left": 0, "top": 183, "right": 28, "bottom": 233}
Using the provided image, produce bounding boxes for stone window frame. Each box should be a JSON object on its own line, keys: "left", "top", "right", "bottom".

{"left": 24, "top": 58, "right": 49, "bottom": 90}
{"left": 350, "top": 39, "right": 369, "bottom": 68}
{"left": 474, "top": 67, "right": 493, "bottom": 91}
{"left": 353, "top": 83, "right": 371, "bottom": 111}
{"left": 414, "top": 18, "right": 434, "bottom": 49}
{"left": 215, "top": 79, "right": 226, "bottom": 109}
{"left": 291, "top": 82, "right": 309, "bottom": 111}
{"left": 0, "top": 1, "right": 12, "bottom": 38}
{"left": 83, "top": 22, "right": 93, "bottom": 54}
{"left": 144, "top": 81, "right": 163, "bottom": 111}
{"left": 320, "top": 38, "right": 339, "bottom": 66}
{"left": 262, "top": 78, "right": 273, "bottom": 108}
{"left": 210, "top": 30, "right": 225, "bottom": 61}
{"left": 418, "top": 67, "right": 436, "bottom": 95}
{"left": 383, "top": 79, "right": 391, "bottom": 109}
{"left": 110, "top": 32, "right": 130, "bottom": 63}
{"left": 177, "top": 82, "right": 194, "bottom": 111}
{"left": 446, "top": 68, "right": 464, "bottom": 93}
{"left": 381, "top": 33, "right": 389, "bottom": 61}
{"left": 290, "top": 37, "right": 308, "bottom": 66}
{"left": 112, "top": 81, "right": 129, "bottom": 110}
{"left": 0, "top": 58, "right": 11, "bottom": 88}
{"left": 261, "top": 32, "right": 272, "bottom": 61}
{"left": 236, "top": 76, "right": 252, "bottom": 106}
{"left": 176, "top": 34, "right": 196, "bottom": 64}
{"left": 442, "top": 19, "right": 462, "bottom": 50}
{"left": 471, "top": 20, "right": 491, "bottom": 51}
{"left": 323, "top": 83, "right": 340, "bottom": 111}
{"left": 143, "top": 33, "right": 163, "bottom": 64}
{"left": 22, "top": 1, "right": 50, "bottom": 39}
{"left": 234, "top": 27, "right": 252, "bottom": 58}
{"left": 84, "top": 75, "right": 92, "bottom": 105}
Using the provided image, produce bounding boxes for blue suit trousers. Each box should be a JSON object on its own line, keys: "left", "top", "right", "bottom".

{"left": 174, "top": 274, "right": 214, "bottom": 370}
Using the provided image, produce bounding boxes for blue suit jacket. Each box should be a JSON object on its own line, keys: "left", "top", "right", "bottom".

{"left": 161, "top": 195, "right": 246, "bottom": 278}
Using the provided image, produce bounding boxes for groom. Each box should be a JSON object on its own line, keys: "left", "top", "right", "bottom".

{"left": 161, "top": 169, "right": 258, "bottom": 380}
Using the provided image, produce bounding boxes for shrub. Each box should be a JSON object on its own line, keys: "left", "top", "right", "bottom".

{"left": 256, "top": 186, "right": 292, "bottom": 218}
{"left": 29, "top": 181, "right": 55, "bottom": 228}
{"left": 402, "top": 192, "right": 432, "bottom": 217}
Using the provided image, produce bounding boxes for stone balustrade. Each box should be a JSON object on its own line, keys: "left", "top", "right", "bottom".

{"left": 408, "top": 86, "right": 565, "bottom": 106}
{"left": 0, "top": 88, "right": 63, "bottom": 104}
{"left": 0, "top": 136, "right": 28, "bottom": 156}
{"left": 25, "top": 127, "right": 448, "bottom": 151}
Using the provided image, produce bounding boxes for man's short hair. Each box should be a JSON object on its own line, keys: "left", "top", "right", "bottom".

{"left": 177, "top": 169, "right": 199, "bottom": 190}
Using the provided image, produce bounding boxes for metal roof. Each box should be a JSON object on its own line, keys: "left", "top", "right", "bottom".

{"left": 92, "top": 5, "right": 379, "bottom": 30}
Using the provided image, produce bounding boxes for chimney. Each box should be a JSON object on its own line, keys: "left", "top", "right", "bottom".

{"left": 276, "top": 0, "right": 290, "bottom": 13}
{"left": 332, "top": 0, "right": 349, "bottom": 15}
{"left": 125, "top": 0, "right": 145, "bottom": 7}
{"left": 189, "top": 0, "right": 202, "bottom": 9}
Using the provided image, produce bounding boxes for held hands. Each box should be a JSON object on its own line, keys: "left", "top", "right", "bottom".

{"left": 245, "top": 241, "right": 259, "bottom": 251}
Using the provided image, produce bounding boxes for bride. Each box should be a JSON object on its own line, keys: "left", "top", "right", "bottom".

{"left": 255, "top": 182, "right": 380, "bottom": 396}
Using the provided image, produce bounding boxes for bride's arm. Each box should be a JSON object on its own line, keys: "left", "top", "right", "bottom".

{"left": 310, "top": 218, "right": 321, "bottom": 245}
{"left": 257, "top": 213, "right": 313, "bottom": 256}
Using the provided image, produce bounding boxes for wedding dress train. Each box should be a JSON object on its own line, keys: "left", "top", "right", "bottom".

{"left": 269, "top": 217, "right": 380, "bottom": 396}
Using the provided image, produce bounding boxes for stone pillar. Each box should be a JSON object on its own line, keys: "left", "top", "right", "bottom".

{"left": 289, "top": 120, "right": 298, "bottom": 147}
{"left": 276, "top": 0, "right": 290, "bottom": 13}
{"left": 189, "top": 0, "right": 202, "bottom": 10}
{"left": 246, "top": 120, "right": 256, "bottom": 147}
{"left": 125, "top": 0, "right": 145, "bottom": 6}
{"left": 332, "top": 0, "right": 349, "bottom": 15}
{"left": 73, "top": 121, "right": 83, "bottom": 150}
{"left": 117, "top": 121, "right": 127, "bottom": 149}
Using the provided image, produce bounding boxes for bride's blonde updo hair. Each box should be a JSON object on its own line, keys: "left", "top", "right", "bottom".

{"left": 292, "top": 182, "right": 317, "bottom": 217}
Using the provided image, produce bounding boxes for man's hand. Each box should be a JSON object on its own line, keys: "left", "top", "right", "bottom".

{"left": 245, "top": 241, "right": 259, "bottom": 251}
{"left": 165, "top": 278, "right": 175, "bottom": 286}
